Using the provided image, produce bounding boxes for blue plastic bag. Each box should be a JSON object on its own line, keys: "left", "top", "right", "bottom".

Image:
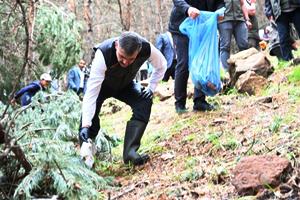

{"left": 180, "top": 8, "right": 225, "bottom": 96}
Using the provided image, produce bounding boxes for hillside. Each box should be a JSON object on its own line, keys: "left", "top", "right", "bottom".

{"left": 98, "top": 59, "right": 300, "bottom": 199}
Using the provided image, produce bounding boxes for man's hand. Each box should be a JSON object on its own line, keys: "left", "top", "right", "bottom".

{"left": 79, "top": 127, "right": 90, "bottom": 143}
{"left": 188, "top": 7, "right": 200, "bottom": 19}
{"left": 10, "top": 98, "right": 16, "bottom": 105}
{"left": 218, "top": 15, "right": 224, "bottom": 21}
{"left": 141, "top": 87, "right": 153, "bottom": 99}
{"left": 268, "top": 16, "right": 274, "bottom": 21}
{"left": 246, "top": 20, "right": 252, "bottom": 29}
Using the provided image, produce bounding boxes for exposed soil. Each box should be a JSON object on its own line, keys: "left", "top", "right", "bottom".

{"left": 100, "top": 66, "right": 300, "bottom": 200}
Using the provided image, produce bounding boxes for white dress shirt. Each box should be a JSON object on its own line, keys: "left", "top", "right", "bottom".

{"left": 81, "top": 43, "right": 167, "bottom": 127}
{"left": 79, "top": 67, "right": 85, "bottom": 88}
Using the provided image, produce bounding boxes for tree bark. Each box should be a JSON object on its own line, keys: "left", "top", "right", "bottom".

{"left": 25, "top": 0, "right": 36, "bottom": 84}
{"left": 8, "top": 0, "right": 30, "bottom": 101}
{"left": 0, "top": 124, "right": 4, "bottom": 144}
{"left": 84, "top": 0, "right": 93, "bottom": 32}
{"left": 117, "top": 0, "right": 131, "bottom": 31}
{"left": 0, "top": 124, "right": 32, "bottom": 173}
{"left": 155, "top": 0, "right": 163, "bottom": 34}
{"left": 67, "top": 0, "right": 77, "bottom": 15}
{"left": 141, "top": 2, "right": 146, "bottom": 36}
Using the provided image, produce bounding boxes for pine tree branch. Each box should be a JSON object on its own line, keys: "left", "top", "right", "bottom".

{"left": 6, "top": 103, "right": 33, "bottom": 136}
{"left": 53, "top": 158, "right": 68, "bottom": 184}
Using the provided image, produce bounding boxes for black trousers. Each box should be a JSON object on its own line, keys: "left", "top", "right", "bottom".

{"left": 89, "top": 81, "right": 153, "bottom": 138}
{"left": 162, "top": 60, "right": 176, "bottom": 82}
{"left": 140, "top": 69, "right": 148, "bottom": 81}
{"left": 172, "top": 33, "right": 205, "bottom": 108}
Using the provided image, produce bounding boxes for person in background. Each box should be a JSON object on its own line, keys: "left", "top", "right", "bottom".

{"left": 67, "top": 59, "right": 86, "bottom": 95}
{"left": 11, "top": 73, "right": 52, "bottom": 107}
{"left": 83, "top": 65, "right": 90, "bottom": 94}
{"left": 218, "top": 0, "right": 252, "bottom": 71}
{"left": 169, "top": 0, "right": 224, "bottom": 114}
{"left": 155, "top": 31, "right": 176, "bottom": 82}
{"left": 136, "top": 61, "right": 149, "bottom": 81}
{"left": 264, "top": 0, "right": 300, "bottom": 61}
{"left": 245, "top": 0, "right": 260, "bottom": 49}
{"left": 79, "top": 32, "right": 167, "bottom": 166}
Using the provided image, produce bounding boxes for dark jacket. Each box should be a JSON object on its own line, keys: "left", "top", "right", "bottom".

{"left": 94, "top": 38, "right": 151, "bottom": 90}
{"left": 169, "top": 0, "right": 225, "bottom": 35}
{"left": 155, "top": 33, "right": 175, "bottom": 68}
{"left": 264, "top": 0, "right": 282, "bottom": 20}
{"left": 14, "top": 81, "right": 43, "bottom": 106}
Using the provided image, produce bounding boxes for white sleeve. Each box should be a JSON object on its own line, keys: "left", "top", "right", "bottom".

{"left": 147, "top": 43, "right": 167, "bottom": 92}
{"left": 81, "top": 50, "right": 107, "bottom": 127}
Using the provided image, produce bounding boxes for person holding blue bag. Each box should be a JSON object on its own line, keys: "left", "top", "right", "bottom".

{"left": 169, "top": 0, "right": 225, "bottom": 114}
{"left": 180, "top": 7, "right": 226, "bottom": 97}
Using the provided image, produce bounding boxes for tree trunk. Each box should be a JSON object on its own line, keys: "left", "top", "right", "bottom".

{"left": 0, "top": 123, "right": 4, "bottom": 144}
{"left": 155, "top": 0, "right": 163, "bottom": 34}
{"left": 141, "top": 2, "right": 146, "bottom": 36}
{"left": 0, "top": 124, "right": 32, "bottom": 173}
{"left": 67, "top": 0, "right": 77, "bottom": 15}
{"left": 24, "top": 0, "right": 36, "bottom": 84}
{"left": 117, "top": 0, "right": 131, "bottom": 31}
{"left": 84, "top": 0, "right": 93, "bottom": 33}
{"left": 83, "top": 0, "right": 94, "bottom": 62}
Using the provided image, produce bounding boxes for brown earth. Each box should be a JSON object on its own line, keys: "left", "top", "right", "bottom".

{"left": 99, "top": 66, "right": 300, "bottom": 200}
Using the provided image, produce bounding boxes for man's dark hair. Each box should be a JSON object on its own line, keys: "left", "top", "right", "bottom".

{"left": 118, "top": 32, "right": 142, "bottom": 56}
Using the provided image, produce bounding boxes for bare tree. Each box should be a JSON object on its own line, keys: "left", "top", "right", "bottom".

{"left": 83, "top": 0, "right": 94, "bottom": 61}
{"left": 67, "top": 0, "right": 76, "bottom": 15}
{"left": 155, "top": 0, "right": 163, "bottom": 34}
{"left": 117, "top": 0, "right": 131, "bottom": 31}
{"left": 24, "top": 0, "right": 36, "bottom": 84}
{"left": 84, "top": 0, "right": 93, "bottom": 32}
{"left": 0, "top": 0, "right": 34, "bottom": 178}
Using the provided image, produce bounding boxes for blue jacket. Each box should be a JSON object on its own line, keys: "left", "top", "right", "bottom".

{"left": 67, "top": 66, "right": 82, "bottom": 92}
{"left": 155, "top": 33, "right": 175, "bottom": 69}
{"left": 14, "top": 81, "right": 42, "bottom": 106}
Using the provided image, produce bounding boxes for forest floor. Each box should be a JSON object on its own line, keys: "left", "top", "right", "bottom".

{"left": 97, "top": 59, "right": 300, "bottom": 200}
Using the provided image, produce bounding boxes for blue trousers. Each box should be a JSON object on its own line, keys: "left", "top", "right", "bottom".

{"left": 218, "top": 21, "right": 249, "bottom": 70}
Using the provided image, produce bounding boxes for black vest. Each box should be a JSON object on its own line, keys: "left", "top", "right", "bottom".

{"left": 94, "top": 37, "right": 151, "bottom": 90}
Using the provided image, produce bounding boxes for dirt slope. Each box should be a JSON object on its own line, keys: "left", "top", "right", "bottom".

{"left": 100, "top": 66, "right": 300, "bottom": 200}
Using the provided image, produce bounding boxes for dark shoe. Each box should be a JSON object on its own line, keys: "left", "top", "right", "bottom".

{"left": 175, "top": 106, "right": 188, "bottom": 114}
{"left": 193, "top": 101, "right": 215, "bottom": 112}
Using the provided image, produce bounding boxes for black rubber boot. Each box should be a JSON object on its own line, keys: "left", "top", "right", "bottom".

{"left": 123, "top": 120, "right": 150, "bottom": 166}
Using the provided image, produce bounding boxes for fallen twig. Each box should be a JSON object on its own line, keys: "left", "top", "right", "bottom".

{"left": 109, "top": 181, "right": 149, "bottom": 200}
